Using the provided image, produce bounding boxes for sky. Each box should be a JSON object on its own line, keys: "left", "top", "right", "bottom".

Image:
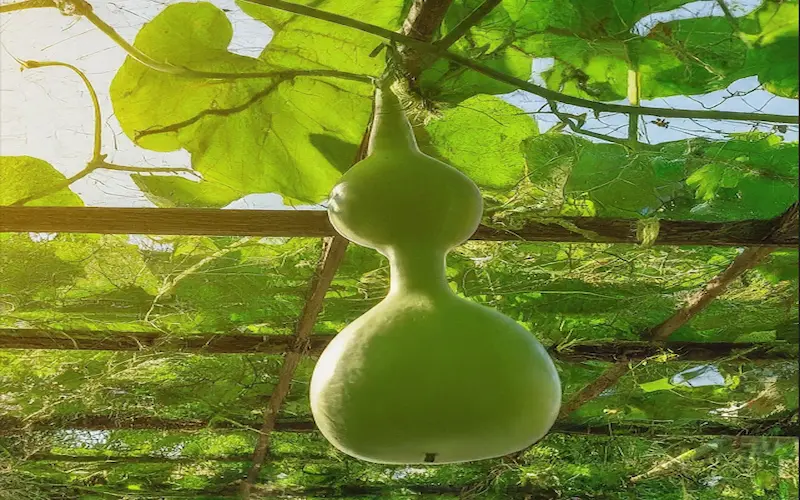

{"left": 0, "top": 0, "right": 797, "bottom": 209}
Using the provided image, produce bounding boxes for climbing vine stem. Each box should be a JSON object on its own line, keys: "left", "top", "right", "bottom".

{"left": 436, "top": 0, "right": 502, "bottom": 50}
{"left": 1, "top": 0, "right": 372, "bottom": 84}
{"left": 84, "top": 4, "right": 370, "bottom": 83}
{"left": 2, "top": 0, "right": 797, "bottom": 123}
{"left": 0, "top": 0, "right": 53, "bottom": 13}
{"left": 21, "top": 60, "right": 103, "bottom": 162}
{"left": 624, "top": 41, "right": 641, "bottom": 149}
{"left": 242, "top": 0, "right": 798, "bottom": 125}
{"left": 8, "top": 57, "right": 198, "bottom": 206}
{"left": 546, "top": 100, "right": 652, "bottom": 149}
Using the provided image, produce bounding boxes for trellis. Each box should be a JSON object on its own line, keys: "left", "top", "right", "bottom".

{"left": 1, "top": 0, "right": 799, "bottom": 498}
{"left": 2, "top": 202, "right": 797, "bottom": 497}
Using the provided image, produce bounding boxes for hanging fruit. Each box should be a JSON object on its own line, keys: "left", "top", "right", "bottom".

{"left": 310, "top": 80, "right": 561, "bottom": 464}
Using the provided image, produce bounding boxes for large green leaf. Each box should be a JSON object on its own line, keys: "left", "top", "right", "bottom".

{"left": 735, "top": 0, "right": 800, "bottom": 97}
{"left": 419, "top": 94, "right": 538, "bottom": 190}
{"left": 0, "top": 234, "right": 84, "bottom": 311}
{"left": 419, "top": 47, "right": 533, "bottom": 102}
{"left": 756, "top": 250, "right": 800, "bottom": 284}
{"left": 420, "top": 0, "right": 689, "bottom": 101}
{"left": 0, "top": 156, "right": 83, "bottom": 206}
{"left": 237, "top": 0, "right": 405, "bottom": 75}
{"left": 665, "top": 134, "right": 799, "bottom": 220}
{"left": 427, "top": 0, "right": 798, "bottom": 101}
{"left": 750, "top": 36, "right": 799, "bottom": 98}
{"left": 132, "top": 175, "right": 243, "bottom": 208}
{"left": 565, "top": 143, "right": 669, "bottom": 217}
{"left": 529, "top": 132, "right": 797, "bottom": 219}
{"left": 111, "top": 1, "right": 404, "bottom": 205}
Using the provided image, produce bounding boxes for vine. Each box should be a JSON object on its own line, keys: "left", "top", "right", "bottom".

{"left": 2, "top": 0, "right": 796, "bottom": 124}
{"left": 2, "top": 0, "right": 372, "bottom": 83}
{"left": 7, "top": 59, "right": 197, "bottom": 206}
{"left": 240, "top": 0, "right": 798, "bottom": 124}
{"left": 0, "top": 2, "right": 797, "bottom": 498}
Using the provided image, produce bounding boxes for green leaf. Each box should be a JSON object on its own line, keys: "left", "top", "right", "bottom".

{"left": 417, "top": 0, "right": 550, "bottom": 101}
{"left": 237, "top": 0, "right": 404, "bottom": 75}
{"left": 442, "top": 0, "right": 798, "bottom": 101}
{"left": 741, "top": 0, "right": 798, "bottom": 44}
{"left": 677, "top": 134, "right": 799, "bottom": 220}
{"left": 565, "top": 144, "right": 665, "bottom": 217}
{"left": 419, "top": 48, "right": 533, "bottom": 102}
{"left": 639, "top": 377, "right": 675, "bottom": 393}
{"left": 110, "top": 1, "right": 403, "bottom": 204}
{"left": 419, "top": 94, "right": 538, "bottom": 190}
{"left": 525, "top": 133, "right": 586, "bottom": 186}
{"left": 750, "top": 37, "right": 799, "bottom": 98}
{"left": 52, "top": 235, "right": 162, "bottom": 299}
{"left": 756, "top": 251, "right": 800, "bottom": 284}
{"left": 447, "top": 0, "right": 698, "bottom": 100}
{"left": 489, "top": 130, "right": 799, "bottom": 220}
{"left": 539, "top": 15, "right": 750, "bottom": 101}
{"left": 132, "top": 175, "right": 243, "bottom": 208}
{"left": 687, "top": 164, "right": 727, "bottom": 201}
{"left": 741, "top": 0, "right": 799, "bottom": 98}
{"left": 0, "top": 156, "right": 83, "bottom": 206}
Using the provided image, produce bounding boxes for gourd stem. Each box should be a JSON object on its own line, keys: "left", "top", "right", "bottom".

{"left": 367, "top": 83, "right": 420, "bottom": 155}
{"left": 387, "top": 247, "right": 450, "bottom": 296}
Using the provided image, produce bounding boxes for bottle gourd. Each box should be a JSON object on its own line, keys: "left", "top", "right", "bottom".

{"left": 310, "top": 82, "right": 561, "bottom": 464}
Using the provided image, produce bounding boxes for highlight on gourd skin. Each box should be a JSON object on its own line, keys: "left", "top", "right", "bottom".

{"left": 311, "top": 79, "right": 562, "bottom": 465}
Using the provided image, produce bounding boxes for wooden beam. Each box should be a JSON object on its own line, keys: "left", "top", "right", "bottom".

{"left": 25, "top": 453, "right": 255, "bottom": 463}
{"left": 1, "top": 207, "right": 796, "bottom": 247}
{"left": 645, "top": 201, "right": 797, "bottom": 344}
{"left": 556, "top": 203, "right": 799, "bottom": 420}
{"left": 32, "top": 482, "right": 562, "bottom": 498}
{"left": 1, "top": 328, "right": 795, "bottom": 363}
{"left": 557, "top": 361, "right": 631, "bottom": 419}
{"left": 0, "top": 415, "right": 316, "bottom": 435}
{"left": 241, "top": 236, "right": 348, "bottom": 498}
{"left": 0, "top": 329, "right": 335, "bottom": 354}
{"left": 3, "top": 414, "right": 795, "bottom": 438}
{"left": 25, "top": 436, "right": 799, "bottom": 467}
{"left": 554, "top": 340, "right": 797, "bottom": 363}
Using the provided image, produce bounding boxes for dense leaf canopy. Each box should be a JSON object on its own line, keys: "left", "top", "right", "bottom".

{"left": 0, "top": 0, "right": 797, "bottom": 498}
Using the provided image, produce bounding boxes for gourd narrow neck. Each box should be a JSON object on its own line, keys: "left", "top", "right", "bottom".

{"left": 367, "top": 85, "right": 420, "bottom": 155}
{"left": 387, "top": 247, "right": 450, "bottom": 297}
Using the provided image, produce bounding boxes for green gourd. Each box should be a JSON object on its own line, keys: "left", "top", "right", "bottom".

{"left": 310, "top": 82, "right": 561, "bottom": 465}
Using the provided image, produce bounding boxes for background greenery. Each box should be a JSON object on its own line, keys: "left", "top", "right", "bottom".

{"left": 0, "top": 0, "right": 798, "bottom": 498}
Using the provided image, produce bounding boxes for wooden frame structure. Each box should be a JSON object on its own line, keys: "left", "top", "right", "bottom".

{"left": 2, "top": 201, "right": 797, "bottom": 496}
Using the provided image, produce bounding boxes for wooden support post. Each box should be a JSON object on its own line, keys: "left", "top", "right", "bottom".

{"left": 240, "top": 236, "right": 348, "bottom": 498}
{"left": 556, "top": 203, "right": 799, "bottom": 421}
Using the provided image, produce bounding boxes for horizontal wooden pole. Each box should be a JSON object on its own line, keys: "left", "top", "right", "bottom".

{"left": 1, "top": 207, "right": 796, "bottom": 247}
{"left": 0, "top": 415, "right": 315, "bottom": 435}
{"left": 0, "top": 329, "right": 334, "bottom": 356}
{"left": 26, "top": 453, "right": 254, "bottom": 463}
{"left": 23, "top": 432, "right": 798, "bottom": 464}
{"left": 28, "top": 482, "right": 560, "bottom": 498}
{"left": 1, "top": 329, "right": 794, "bottom": 362}
{"left": 3, "top": 415, "right": 795, "bottom": 438}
